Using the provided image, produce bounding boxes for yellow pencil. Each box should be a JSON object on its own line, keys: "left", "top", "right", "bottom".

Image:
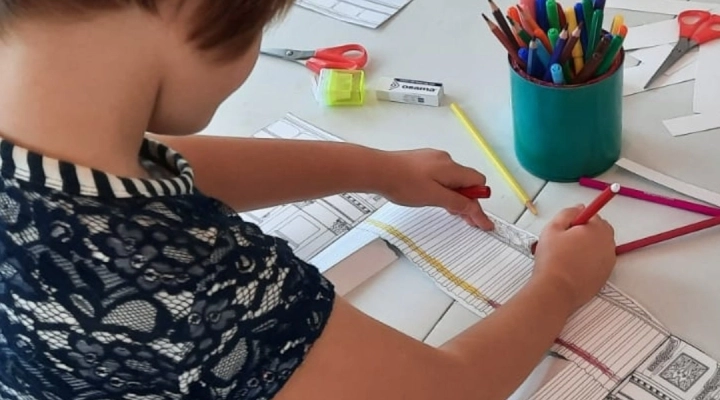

{"left": 449, "top": 103, "right": 538, "bottom": 215}
{"left": 610, "top": 14, "right": 624, "bottom": 34}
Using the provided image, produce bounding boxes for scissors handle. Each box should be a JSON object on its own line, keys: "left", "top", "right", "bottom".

{"left": 305, "top": 44, "right": 369, "bottom": 73}
{"left": 690, "top": 13, "right": 720, "bottom": 45}
{"left": 678, "top": 10, "right": 711, "bottom": 39}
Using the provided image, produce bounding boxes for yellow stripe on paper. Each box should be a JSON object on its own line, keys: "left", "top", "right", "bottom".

{"left": 365, "top": 219, "right": 499, "bottom": 308}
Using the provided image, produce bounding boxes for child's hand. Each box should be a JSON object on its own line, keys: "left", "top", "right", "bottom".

{"left": 376, "top": 149, "right": 494, "bottom": 230}
{"left": 532, "top": 205, "right": 617, "bottom": 312}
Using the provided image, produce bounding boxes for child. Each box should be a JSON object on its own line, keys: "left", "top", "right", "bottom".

{"left": 0, "top": 1, "right": 617, "bottom": 399}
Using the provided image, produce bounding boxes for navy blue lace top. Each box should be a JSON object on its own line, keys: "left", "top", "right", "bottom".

{"left": 0, "top": 137, "right": 335, "bottom": 399}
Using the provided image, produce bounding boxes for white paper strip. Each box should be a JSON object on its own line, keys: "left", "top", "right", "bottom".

{"left": 605, "top": 0, "right": 717, "bottom": 15}
{"left": 663, "top": 113, "right": 720, "bottom": 137}
{"left": 692, "top": 39, "right": 720, "bottom": 113}
{"left": 616, "top": 158, "right": 720, "bottom": 206}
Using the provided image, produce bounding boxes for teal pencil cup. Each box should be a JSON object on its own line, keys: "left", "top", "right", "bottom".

{"left": 509, "top": 49, "right": 624, "bottom": 182}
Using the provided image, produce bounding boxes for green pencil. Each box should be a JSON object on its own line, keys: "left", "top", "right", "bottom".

{"left": 546, "top": 0, "right": 560, "bottom": 31}
{"left": 587, "top": 9, "right": 603, "bottom": 60}
{"left": 509, "top": 18, "right": 533, "bottom": 44}
{"left": 582, "top": 0, "right": 594, "bottom": 40}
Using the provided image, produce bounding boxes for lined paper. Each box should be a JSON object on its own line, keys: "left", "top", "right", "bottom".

{"left": 355, "top": 203, "right": 720, "bottom": 399}
{"left": 295, "top": 0, "right": 413, "bottom": 28}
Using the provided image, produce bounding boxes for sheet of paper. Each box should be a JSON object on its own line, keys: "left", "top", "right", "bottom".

{"left": 605, "top": 0, "right": 717, "bottom": 15}
{"left": 624, "top": 54, "right": 642, "bottom": 68}
{"left": 616, "top": 158, "right": 720, "bottom": 207}
{"left": 623, "top": 45, "right": 674, "bottom": 96}
{"left": 239, "top": 114, "right": 387, "bottom": 269}
{"left": 295, "top": 0, "right": 413, "bottom": 28}
{"left": 623, "top": 19, "right": 678, "bottom": 51}
{"left": 663, "top": 113, "right": 720, "bottom": 137}
{"left": 356, "top": 203, "right": 691, "bottom": 400}
{"left": 693, "top": 39, "right": 720, "bottom": 113}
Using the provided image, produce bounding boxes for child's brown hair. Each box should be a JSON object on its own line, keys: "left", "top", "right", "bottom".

{"left": 0, "top": 0, "right": 294, "bottom": 59}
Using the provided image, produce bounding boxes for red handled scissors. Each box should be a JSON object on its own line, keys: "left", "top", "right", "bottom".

{"left": 260, "top": 44, "right": 368, "bottom": 74}
{"left": 645, "top": 10, "right": 720, "bottom": 88}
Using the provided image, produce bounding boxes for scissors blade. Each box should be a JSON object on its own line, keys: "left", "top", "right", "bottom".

{"left": 644, "top": 40, "right": 692, "bottom": 89}
{"left": 260, "top": 48, "right": 315, "bottom": 61}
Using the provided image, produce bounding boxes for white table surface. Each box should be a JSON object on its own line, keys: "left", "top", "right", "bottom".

{"left": 201, "top": 0, "right": 720, "bottom": 384}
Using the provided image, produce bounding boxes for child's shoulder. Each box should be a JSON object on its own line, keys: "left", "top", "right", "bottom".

{"left": 0, "top": 137, "right": 335, "bottom": 399}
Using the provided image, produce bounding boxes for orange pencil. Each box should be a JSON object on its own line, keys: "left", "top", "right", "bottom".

{"left": 517, "top": 4, "right": 542, "bottom": 33}
{"left": 534, "top": 27, "right": 552, "bottom": 52}
{"left": 618, "top": 25, "right": 628, "bottom": 38}
{"left": 507, "top": 6, "right": 522, "bottom": 26}
{"left": 482, "top": 13, "right": 527, "bottom": 68}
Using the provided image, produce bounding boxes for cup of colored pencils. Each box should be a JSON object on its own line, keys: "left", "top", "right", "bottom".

{"left": 483, "top": 0, "right": 627, "bottom": 85}
{"left": 482, "top": 0, "right": 627, "bottom": 182}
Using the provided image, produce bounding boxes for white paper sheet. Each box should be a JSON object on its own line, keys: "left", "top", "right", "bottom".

{"left": 605, "top": 0, "right": 717, "bottom": 15}
{"left": 623, "top": 19, "right": 678, "bottom": 51}
{"left": 239, "top": 114, "right": 388, "bottom": 270}
{"left": 692, "top": 39, "right": 720, "bottom": 113}
{"left": 295, "top": 0, "right": 413, "bottom": 28}
{"left": 663, "top": 113, "right": 720, "bottom": 137}
{"left": 616, "top": 158, "right": 720, "bottom": 206}
{"left": 624, "top": 54, "right": 642, "bottom": 68}
{"left": 623, "top": 45, "right": 674, "bottom": 96}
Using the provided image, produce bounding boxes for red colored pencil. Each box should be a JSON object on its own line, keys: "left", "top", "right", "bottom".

{"left": 557, "top": 3, "right": 567, "bottom": 28}
{"left": 571, "top": 183, "right": 620, "bottom": 226}
{"left": 530, "top": 183, "right": 619, "bottom": 254}
{"left": 616, "top": 215, "right": 720, "bottom": 255}
{"left": 457, "top": 186, "right": 492, "bottom": 199}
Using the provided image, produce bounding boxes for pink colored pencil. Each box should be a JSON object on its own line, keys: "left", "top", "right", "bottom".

{"left": 520, "top": 0, "right": 536, "bottom": 21}
{"left": 616, "top": 215, "right": 720, "bottom": 255}
{"left": 579, "top": 177, "right": 720, "bottom": 217}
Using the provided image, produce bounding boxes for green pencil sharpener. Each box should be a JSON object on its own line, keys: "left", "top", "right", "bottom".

{"left": 509, "top": 49, "right": 624, "bottom": 182}
{"left": 313, "top": 68, "right": 365, "bottom": 106}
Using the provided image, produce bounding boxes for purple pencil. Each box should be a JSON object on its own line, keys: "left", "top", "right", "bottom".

{"left": 579, "top": 177, "right": 720, "bottom": 217}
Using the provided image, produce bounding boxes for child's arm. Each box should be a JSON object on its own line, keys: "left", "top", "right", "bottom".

{"left": 151, "top": 134, "right": 495, "bottom": 229}
{"left": 276, "top": 206, "right": 617, "bottom": 400}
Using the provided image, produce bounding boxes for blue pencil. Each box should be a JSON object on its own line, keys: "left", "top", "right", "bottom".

{"left": 535, "top": 0, "right": 549, "bottom": 31}
{"left": 550, "top": 63, "right": 565, "bottom": 84}
{"left": 594, "top": 0, "right": 606, "bottom": 10}
{"left": 535, "top": 39, "right": 552, "bottom": 68}
{"left": 527, "top": 40, "right": 542, "bottom": 78}
{"left": 519, "top": 47, "right": 530, "bottom": 65}
{"left": 575, "top": 2, "right": 588, "bottom": 52}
